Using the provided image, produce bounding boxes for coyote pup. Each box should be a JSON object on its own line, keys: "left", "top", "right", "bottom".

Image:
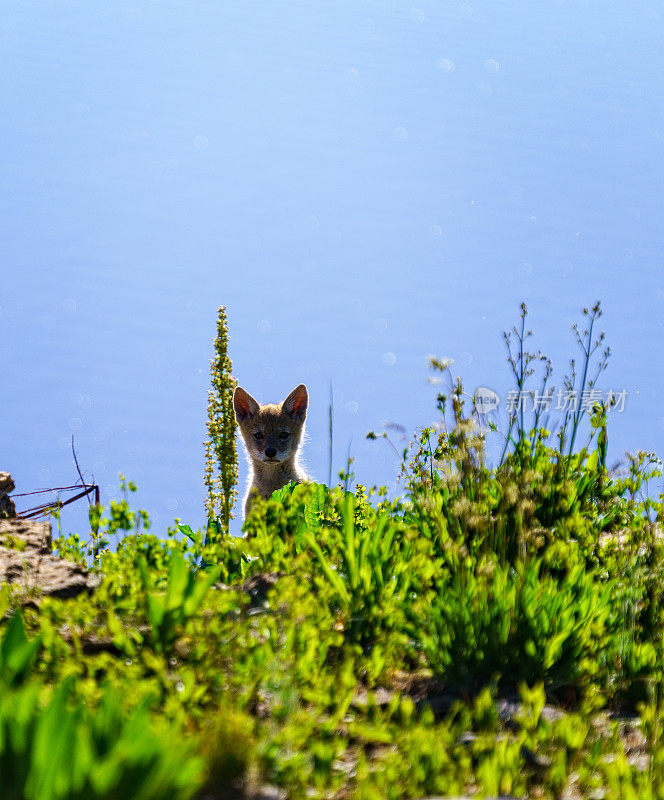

{"left": 233, "top": 383, "right": 309, "bottom": 517}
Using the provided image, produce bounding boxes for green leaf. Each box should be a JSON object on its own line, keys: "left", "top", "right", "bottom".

{"left": 306, "top": 533, "right": 351, "bottom": 605}
{"left": 304, "top": 483, "right": 327, "bottom": 536}
{"left": 182, "top": 565, "right": 222, "bottom": 618}
{"left": 164, "top": 551, "right": 190, "bottom": 611}
{"left": 177, "top": 524, "right": 198, "bottom": 544}
{"left": 0, "top": 613, "right": 41, "bottom": 687}
{"left": 543, "top": 630, "right": 570, "bottom": 669}
{"left": 269, "top": 482, "right": 297, "bottom": 502}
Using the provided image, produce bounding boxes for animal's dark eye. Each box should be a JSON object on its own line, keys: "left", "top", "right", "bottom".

{"left": 279, "top": 431, "right": 290, "bottom": 440}
{"left": 253, "top": 432, "right": 264, "bottom": 440}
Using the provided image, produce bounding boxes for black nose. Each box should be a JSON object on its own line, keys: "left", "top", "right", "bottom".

{"left": 265, "top": 447, "right": 277, "bottom": 458}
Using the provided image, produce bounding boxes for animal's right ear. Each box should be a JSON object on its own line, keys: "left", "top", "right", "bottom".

{"left": 233, "top": 386, "right": 259, "bottom": 422}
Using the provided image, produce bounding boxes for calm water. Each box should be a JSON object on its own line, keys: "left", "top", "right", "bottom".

{"left": 2, "top": 1, "right": 663, "bottom": 537}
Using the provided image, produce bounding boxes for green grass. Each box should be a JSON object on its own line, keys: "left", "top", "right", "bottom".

{"left": 3, "top": 302, "right": 664, "bottom": 799}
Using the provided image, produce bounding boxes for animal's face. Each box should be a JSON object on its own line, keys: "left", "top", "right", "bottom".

{"left": 239, "top": 407, "right": 303, "bottom": 463}
{"left": 234, "top": 384, "right": 308, "bottom": 465}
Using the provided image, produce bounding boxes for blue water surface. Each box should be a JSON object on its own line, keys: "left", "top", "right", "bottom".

{"left": 2, "top": 1, "right": 663, "bottom": 537}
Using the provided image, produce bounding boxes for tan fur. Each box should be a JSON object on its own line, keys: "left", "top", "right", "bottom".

{"left": 233, "top": 384, "right": 309, "bottom": 518}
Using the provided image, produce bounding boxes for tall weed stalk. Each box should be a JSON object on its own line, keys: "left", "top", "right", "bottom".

{"left": 204, "top": 305, "right": 238, "bottom": 532}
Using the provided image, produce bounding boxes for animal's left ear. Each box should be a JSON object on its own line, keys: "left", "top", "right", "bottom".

{"left": 282, "top": 384, "right": 308, "bottom": 420}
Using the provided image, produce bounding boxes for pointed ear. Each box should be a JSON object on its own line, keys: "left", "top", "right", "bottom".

{"left": 282, "top": 384, "right": 308, "bottom": 420}
{"left": 233, "top": 386, "right": 259, "bottom": 422}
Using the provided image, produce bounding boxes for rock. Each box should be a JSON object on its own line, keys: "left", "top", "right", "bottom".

{"left": 0, "top": 494, "right": 16, "bottom": 519}
{"left": 0, "top": 471, "right": 16, "bottom": 519}
{"left": 0, "top": 518, "right": 99, "bottom": 601}
{"left": 0, "top": 472, "right": 15, "bottom": 493}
